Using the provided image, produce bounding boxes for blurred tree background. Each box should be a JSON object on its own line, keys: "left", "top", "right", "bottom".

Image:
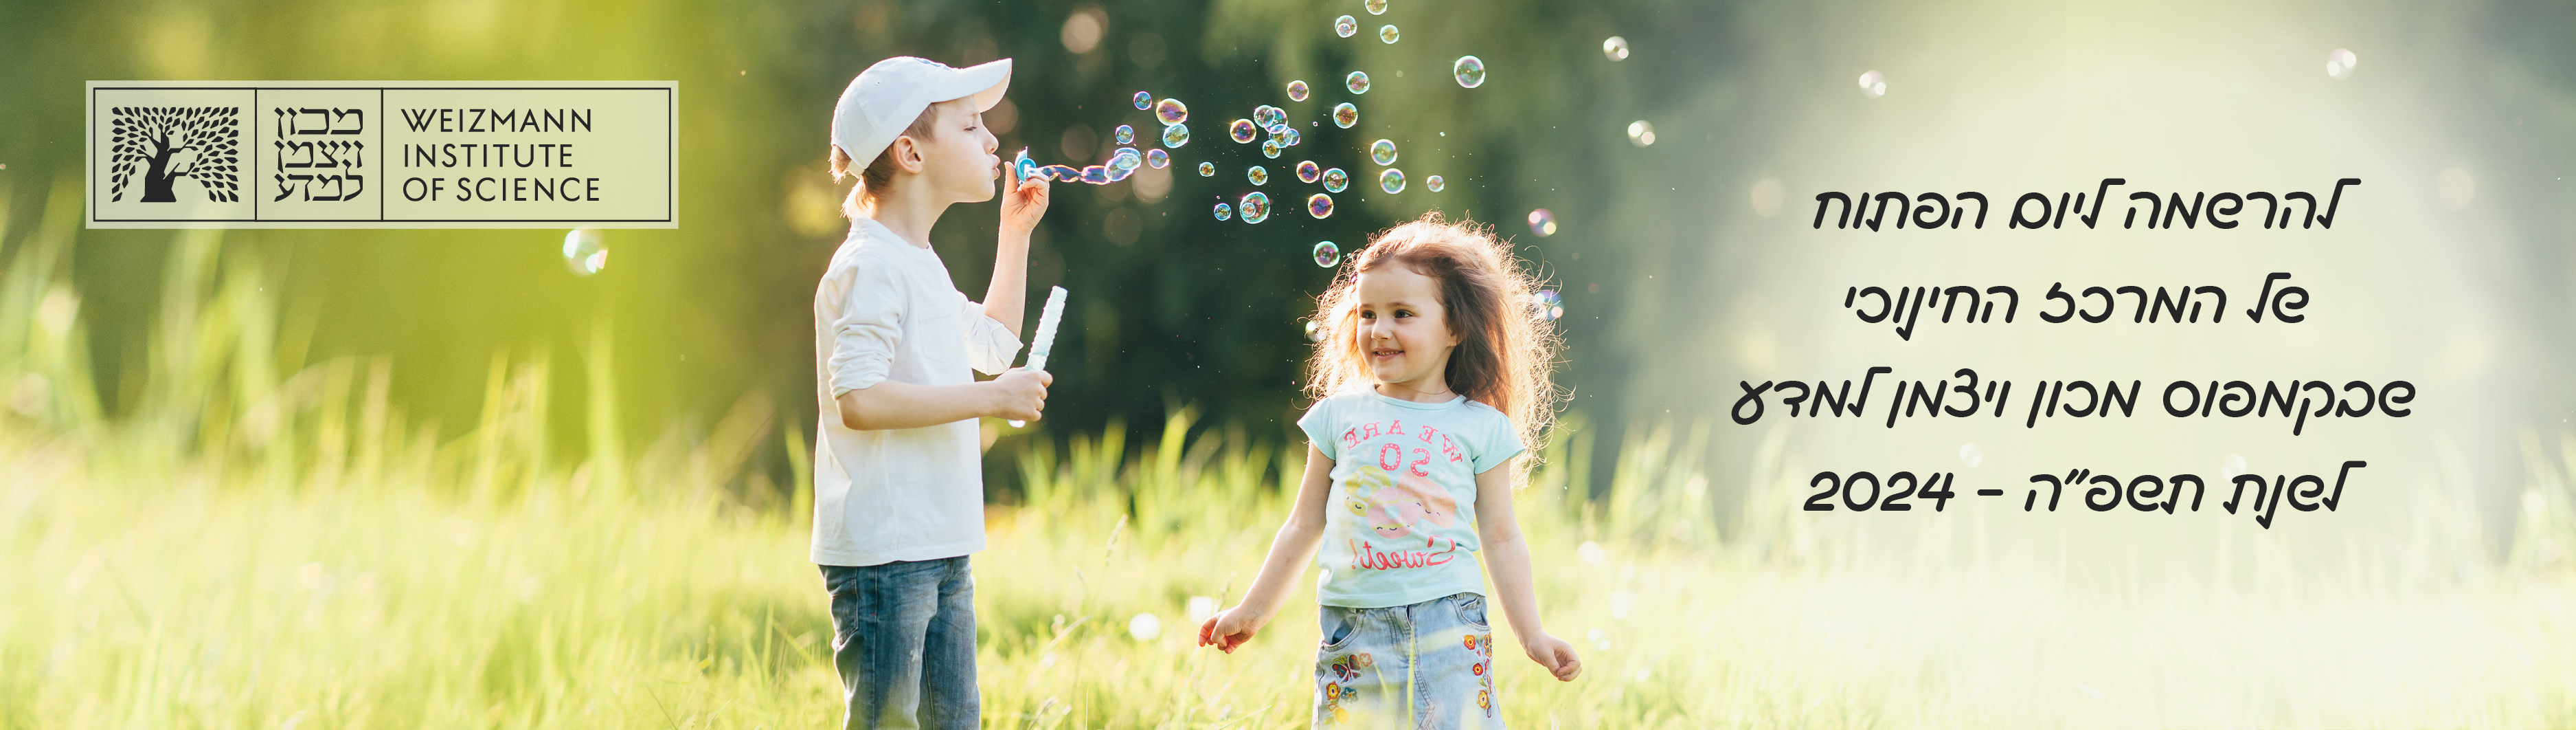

{"left": 5, "top": 0, "right": 2575, "bottom": 537}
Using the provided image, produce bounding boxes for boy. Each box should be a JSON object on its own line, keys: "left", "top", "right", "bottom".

{"left": 813, "top": 56, "right": 1052, "bottom": 729}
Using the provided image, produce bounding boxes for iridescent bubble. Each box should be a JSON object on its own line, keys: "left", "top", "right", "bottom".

{"left": 1262, "top": 140, "right": 1282, "bottom": 159}
{"left": 1453, "top": 56, "right": 1484, "bottom": 88}
{"left": 1379, "top": 25, "right": 1399, "bottom": 43}
{"left": 1369, "top": 139, "right": 1397, "bottom": 165}
{"left": 1114, "top": 125, "right": 1135, "bottom": 145}
{"left": 1304, "top": 320, "right": 1327, "bottom": 342}
{"left": 1322, "top": 167, "right": 1348, "bottom": 192}
{"left": 1602, "top": 36, "right": 1629, "bottom": 61}
{"left": 1109, "top": 146, "right": 1142, "bottom": 171}
{"left": 1080, "top": 166, "right": 1110, "bottom": 185}
{"left": 1364, "top": 0, "right": 1386, "bottom": 15}
{"left": 1145, "top": 148, "right": 1170, "bottom": 168}
{"left": 1313, "top": 241, "right": 1342, "bottom": 267}
{"left": 1335, "top": 14, "right": 1357, "bottom": 38}
{"left": 1308, "top": 192, "right": 1334, "bottom": 218}
{"left": 1240, "top": 191, "right": 1271, "bottom": 223}
{"left": 1280, "top": 128, "right": 1301, "bottom": 146}
{"left": 1425, "top": 175, "right": 1444, "bottom": 192}
{"left": 1247, "top": 165, "right": 1269, "bottom": 186}
{"left": 1197, "top": 162, "right": 1215, "bottom": 177}
{"left": 1213, "top": 202, "right": 1232, "bottom": 221}
{"left": 2326, "top": 48, "right": 2358, "bottom": 80}
{"left": 1254, "top": 105, "right": 1287, "bottom": 130}
{"left": 1155, "top": 98, "right": 1189, "bottom": 125}
{"left": 1162, "top": 123, "right": 1189, "bottom": 148}
{"left": 1526, "top": 208, "right": 1557, "bottom": 236}
{"left": 1332, "top": 102, "right": 1358, "bottom": 129}
{"left": 1530, "top": 289, "right": 1563, "bottom": 322}
{"left": 1040, "top": 164, "right": 1081, "bottom": 181}
{"left": 563, "top": 228, "right": 607, "bottom": 276}
{"left": 1857, "top": 70, "right": 1886, "bottom": 98}
{"left": 1625, "top": 120, "right": 1656, "bottom": 146}
{"left": 1296, "top": 160, "right": 1321, "bottom": 184}
{"left": 1346, "top": 71, "right": 1370, "bottom": 94}
{"left": 1287, "top": 80, "right": 1311, "bottom": 102}
{"left": 1133, "top": 91, "right": 1153, "bottom": 110}
{"left": 1106, "top": 164, "right": 1135, "bottom": 183}
{"left": 1230, "top": 119, "right": 1258, "bottom": 144}
{"left": 1379, "top": 168, "right": 1405, "bottom": 193}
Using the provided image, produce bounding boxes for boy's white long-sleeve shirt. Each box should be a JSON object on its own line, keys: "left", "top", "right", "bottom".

{"left": 810, "top": 217, "right": 1022, "bottom": 566}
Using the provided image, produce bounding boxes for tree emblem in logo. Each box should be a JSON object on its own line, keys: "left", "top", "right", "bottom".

{"left": 108, "top": 107, "right": 242, "bottom": 203}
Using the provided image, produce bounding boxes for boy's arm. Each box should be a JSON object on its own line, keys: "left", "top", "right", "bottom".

{"left": 1475, "top": 457, "right": 1582, "bottom": 681}
{"left": 984, "top": 170, "right": 1050, "bottom": 335}
{"left": 835, "top": 374, "right": 1046, "bottom": 430}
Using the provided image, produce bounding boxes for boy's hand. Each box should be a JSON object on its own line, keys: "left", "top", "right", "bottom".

{"left": 1197, "top": 606, "right": 1266, "bottom": 653}
{"left": 999, "top": 168, "right": 1050, "bottom": 238}
{"left": 988, "top": 368, "right": 1051, "bottom": 421}
{"left": 1522, "top": 632, "right": 1582, "bottom": 681}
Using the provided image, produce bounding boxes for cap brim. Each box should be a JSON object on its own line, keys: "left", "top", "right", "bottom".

{"left": 942, "top": 58, "right": 1012, "bottom": 113}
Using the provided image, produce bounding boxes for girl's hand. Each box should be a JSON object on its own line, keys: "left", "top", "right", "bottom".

{"left": 1197, "top": 606, "right": 1265, "bottom": 654}
{"left": 1522, "top": 632, "right": 1582, "bottom": 681}
{"left": 999, "top": 167, "right": 1050, "bottom": 238}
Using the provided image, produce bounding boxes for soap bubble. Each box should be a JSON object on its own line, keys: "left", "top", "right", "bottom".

{"left": 1530, "top": 289, "right": 1563, "bottom": 322}
{"left": 1247, "top": 165, "right": 1269, "bottom": 185}
{"left": 1162, "top": 124, "right": 1188, "bottom": 148}
{"left": 1288, "top": 80, "right": 1311, "bottom": 102}
{"left": 1335, "top": 14, "right": 1357, "bottom": 37}
{"left": 1857, "top": 70, "right": 1886, "bottom": 98}
{"left": 1603, "top": 36, "right": 1629, "bottom": 61}
{"left": 1240, "top": 191, "right": 1271, "bottom": 223}
{"left": 2326, "top": 48, "right": 2358, "bottom": 80}
{"left": 1113, "top": 125, "right": 1135, "bottom": 145}
{"left": 1425, "top": 175, "right": 1444, "bottom": 192}
{"left": 1230, "top": 119, "right": 1258, "bottom": 144}
{"left": 1133, "top": 91, "right": 1152, "bottom": 109}
{"left": 1145, "top": 148, "right": 1170, "bottom": 168}
{"left": 1526, "top": 208, "right": 1557, "bottom": 236}
{"left": 1369, "top": 139, "right": 1397, "bottom": 165}
{"left": 1262, "top": 140, "right": 1283, "bottom": 158}
{"left": 1197, "top": 162, "right": 1215, "bottom": 177}
{"left": 1313, "top": 241, "right": 1342, "bottom": 267}
{"left": 1280, "top": 128, "right": 1301, "bottom": 146}
{"left": 1453, "top": 56, "right": 1485, "bottom": 88}
{"left": 1109, "top": 146, "right": 1142, "bottom": 171}
{"left": 1106, "top": 163, "right": 1135, "bottom": 183}
{"left": 1296, "top": 160, "right": 1321, "bottom": 183}
{"left": 1379, "top": 168, "right": 1405, "bottom": 193}
{"left": 1254, "top": 105, "right": 1287, "bottom": 131}
{"left": 1155, "top": 98, "right": 1189, "bottom": 125}
{"left": 1304, "top": 320, "right": 1327, "bottom": 342}
{"left": 563, "top": 228, "right": 607, "bottom": 276}
{"left": 1213, "top": 202, "right": 1232, "bottom": 221}
{"left": 1625, "top": 120, "right": 1656, "bottom": 146}
{"left": 1322, "top": 167, "right": 1348, "bottom": 192}
{"left": 1081, "top": 165, "right": 1110, "bottom": 184}
{"left": 1365, "top": 0, "right": 1386, "bottom": 15}
{"left": 1039, "top": 164, "right": 1081, "bottom": 181}
{"left": 1332, "top": 102, "right": 1359, "bottom": 128}
{"left": 1308, "top": 192, "right": 1334, "bottom": 218}
{"left": 1346, "top": 71, "right": 1370, "bottom": 94}
{"left": 1379, "top": 25, "right": 1399, "bottom": 43}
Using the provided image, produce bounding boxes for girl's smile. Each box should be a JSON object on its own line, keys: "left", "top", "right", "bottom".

{"left": 1353, "top": 265, "right": 1460, "bottom": 400}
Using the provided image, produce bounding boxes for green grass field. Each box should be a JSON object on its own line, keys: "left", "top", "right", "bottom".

{"left": 8, "top": 226, "right": 2576, "bottom": 728}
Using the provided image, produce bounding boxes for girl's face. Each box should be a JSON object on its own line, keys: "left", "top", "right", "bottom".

{"left": 1353, "top": 265, "right": 1460, "bottom": 396}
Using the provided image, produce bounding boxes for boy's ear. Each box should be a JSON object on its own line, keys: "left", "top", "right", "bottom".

{"left": 889, "top": 135, "right": 926, "bottom": 176}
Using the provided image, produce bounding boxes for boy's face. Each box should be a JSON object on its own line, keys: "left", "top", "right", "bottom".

{"left": 1353, "top": 265, "right": 1462, "bottom": 390}
{"left": 905, "top": 98, "right": 1002, "bottom": 203}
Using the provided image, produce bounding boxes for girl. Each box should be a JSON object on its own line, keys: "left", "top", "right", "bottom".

{"left": 1198, "top": 213, "right": 1581, "bottom": 727}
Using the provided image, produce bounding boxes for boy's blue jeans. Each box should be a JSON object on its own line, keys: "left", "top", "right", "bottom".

{"left": 820, "top": 557, "right": 978, "bottom": 730}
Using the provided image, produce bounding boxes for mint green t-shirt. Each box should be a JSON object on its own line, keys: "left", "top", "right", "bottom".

{"left": 1296, "top": 388, "right": 1526, "bottom": 608}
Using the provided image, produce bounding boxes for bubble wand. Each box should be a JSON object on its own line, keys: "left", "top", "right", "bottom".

{"left": 1007, "top": 285, "right": 1067, "bottom": 428}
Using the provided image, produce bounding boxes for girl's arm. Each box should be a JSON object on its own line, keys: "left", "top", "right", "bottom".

{"left": 1198, "top": 444, "right": 1336, "bottom": 653}
{"left": 1476, "top": 456, "right": 1582, "bottom": 681}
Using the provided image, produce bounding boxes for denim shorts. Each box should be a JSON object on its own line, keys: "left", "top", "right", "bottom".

{"left": 1314, "top": 592, "right": 1504, "bottom": 729}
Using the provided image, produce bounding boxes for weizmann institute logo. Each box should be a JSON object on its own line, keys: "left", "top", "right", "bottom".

{"left": 107, "top": 106, "right": 243, "bottom": 203}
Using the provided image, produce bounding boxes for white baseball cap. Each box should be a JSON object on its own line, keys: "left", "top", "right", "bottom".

{"left": 831, "top": 56, "right": 1013, "bottom": 168}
